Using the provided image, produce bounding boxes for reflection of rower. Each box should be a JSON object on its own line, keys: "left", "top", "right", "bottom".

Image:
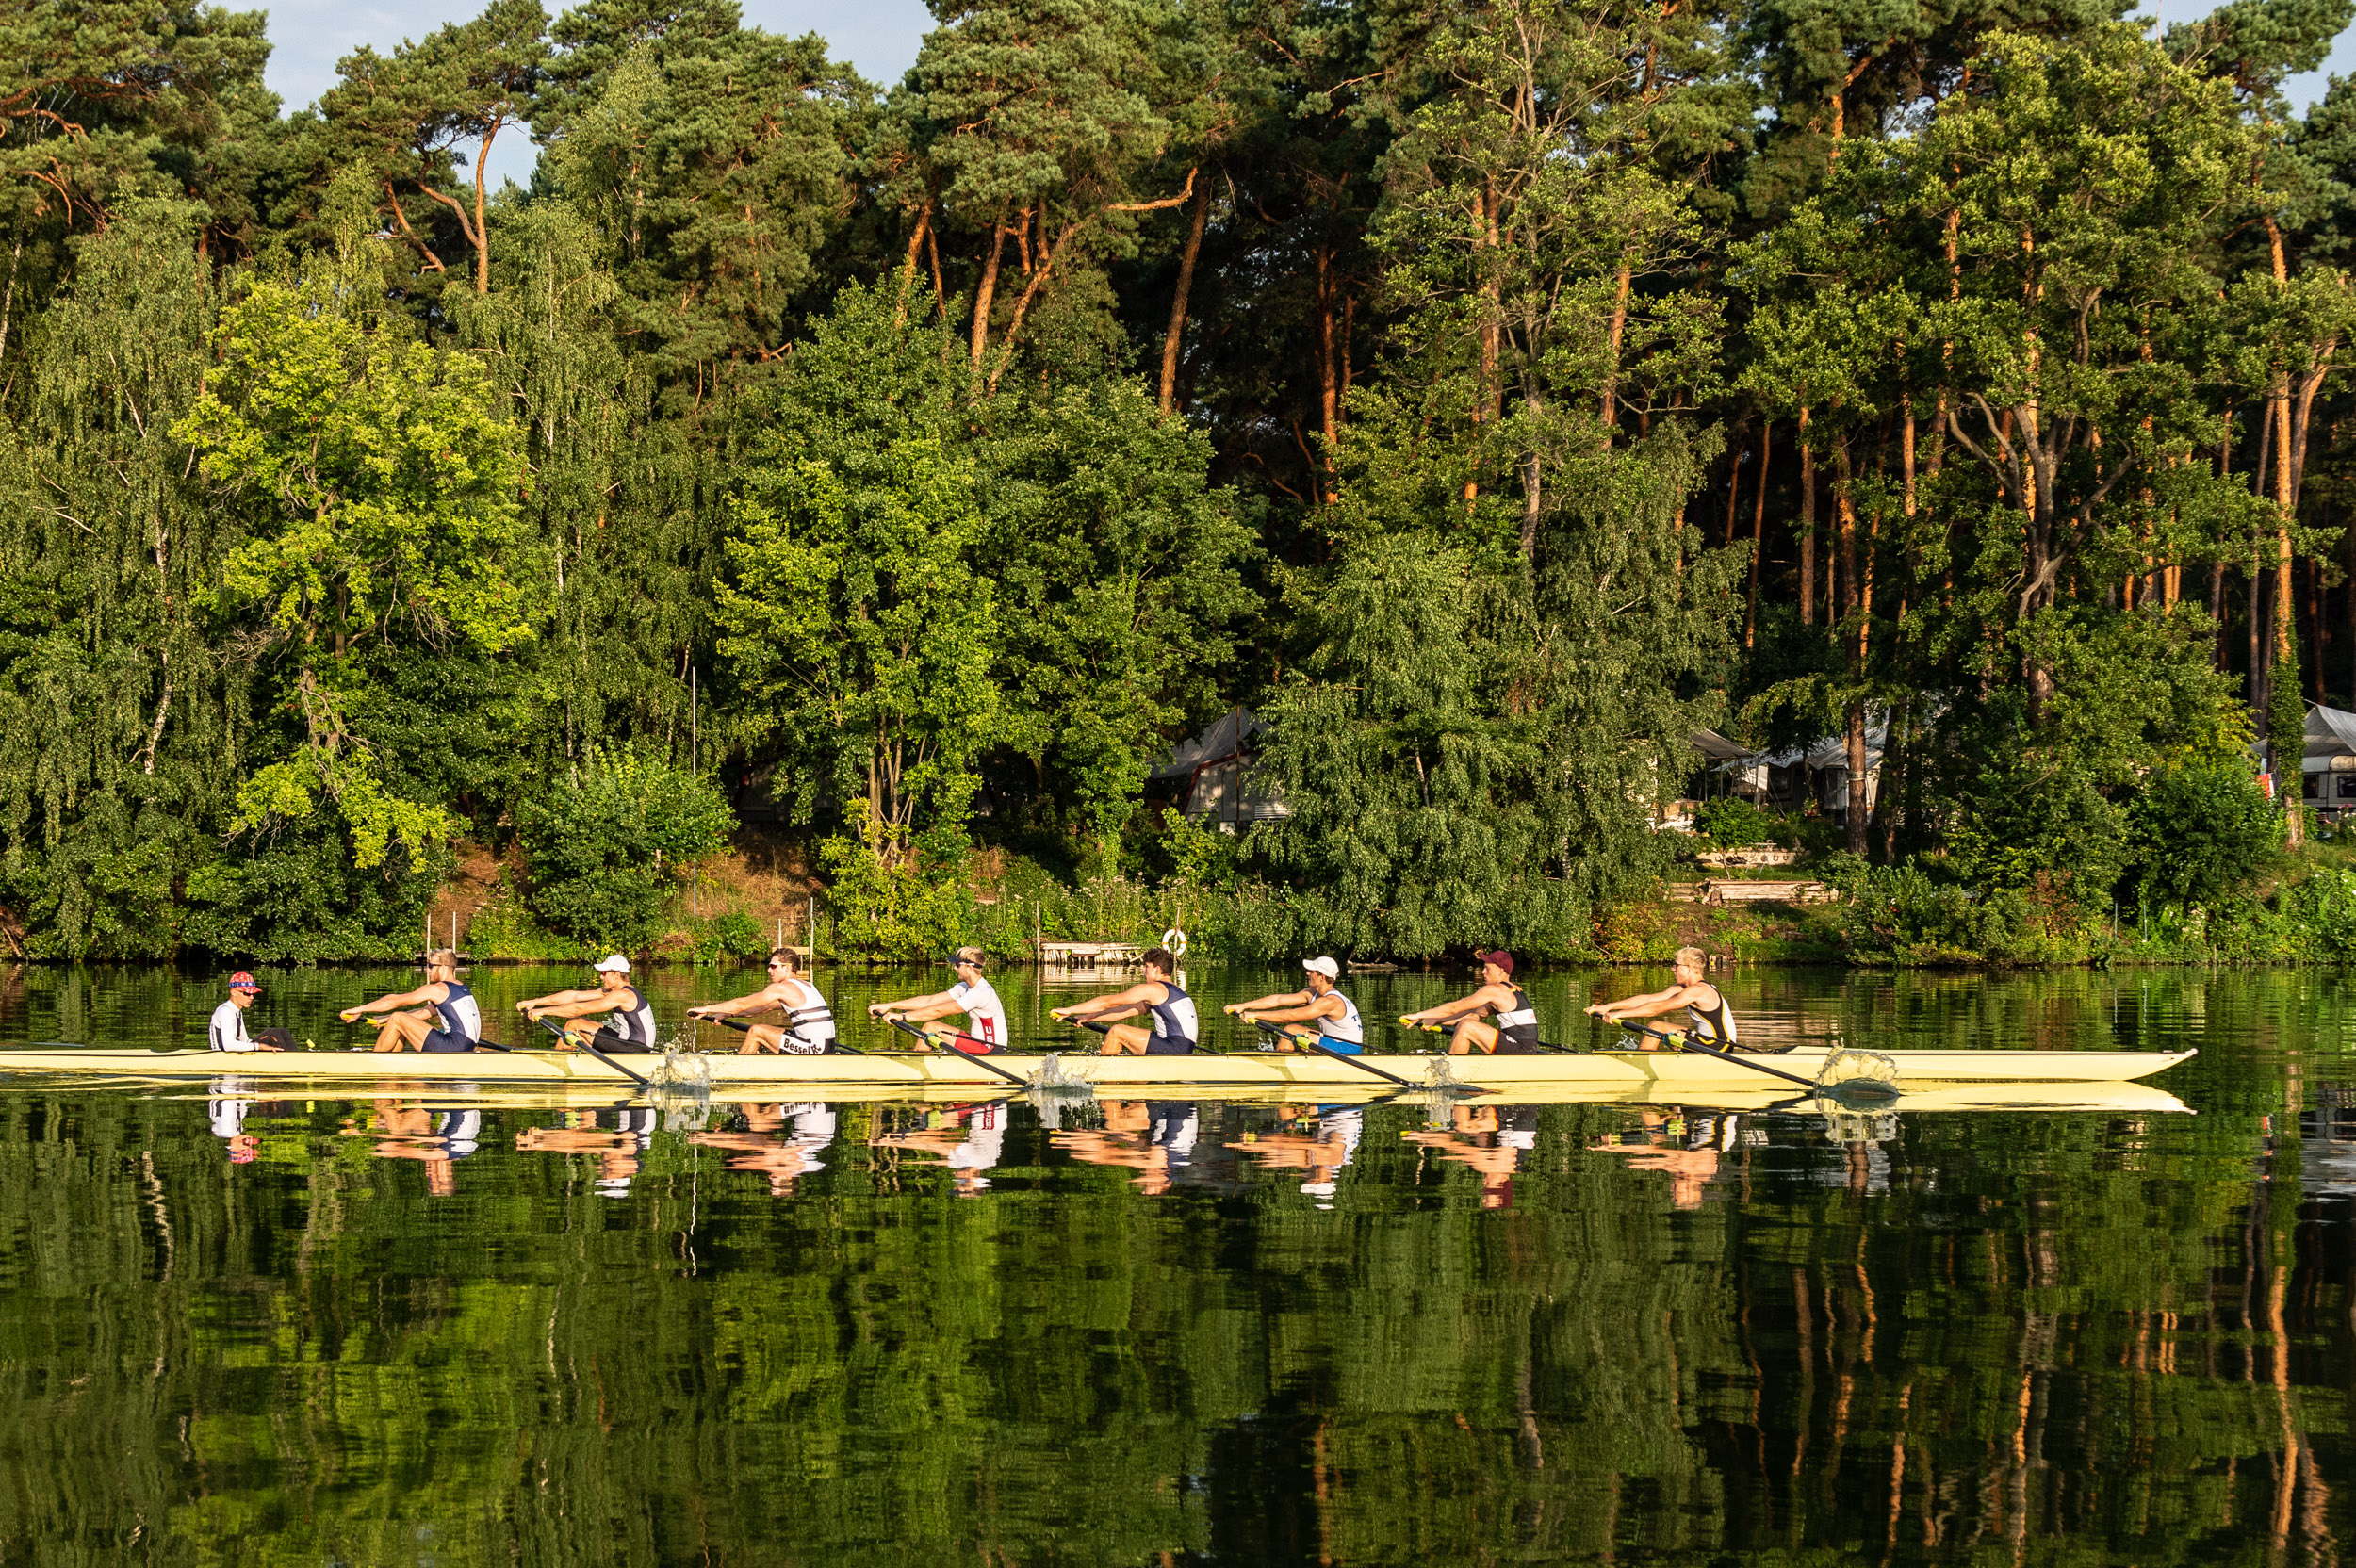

{"left": 339, "top": 1101, "right": 484, "bottom": 1196}
{"left": 1226, "top": 956, "right": 1364, "bottom": 1053}
{"left": 1403, "top": 1103, "right": 1540, "bottom": 1209}
{"left": 690, "top": 1102, "right": 838, "bottom": 1195}
{"left": 516, "top": 1107, "right": 657, "bottom": 1196}
{"left": 1051, "top": 1100, "right": 1200, "bottom": 1194}
{"left": 1590, "top": 1105, "right": 1740, "bottom": 1209}
{"left": 871, "top": 1103, "right": 1005, "bottom": 1194}
{"left": 208, "top": 1079, "right": 259, "bottom": 1164}
{"left": 1229, "top": 1103, "right": 1363, "bottom": 1204}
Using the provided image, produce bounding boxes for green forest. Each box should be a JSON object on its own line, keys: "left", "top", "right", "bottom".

{"left": 11, "top": 0, "right": 2356, "bottom": 964}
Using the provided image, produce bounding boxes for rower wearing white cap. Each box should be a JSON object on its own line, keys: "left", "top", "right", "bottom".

{"left": 1224, "top": 956, "right": 1365, "bottom": 1054}
{"left": 515, "top": 954, "right": 662, "bottom": 1054}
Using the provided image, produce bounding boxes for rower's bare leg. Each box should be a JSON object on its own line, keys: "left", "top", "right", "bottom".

{"left": 738, "top": 1023, "right": 786, "bottom": 1056}
{"left": 373, "top": 1010, "right": 434, "bottom": 1054}
{"left": 1101, "top": 1022, "right": 1150, "bottom": 1055}
{"left": 1448, "top": 1019, "right": 1499, "bottom": 1056}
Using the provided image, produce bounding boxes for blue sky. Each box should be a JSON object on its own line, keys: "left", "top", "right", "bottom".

{"left": 256, "top": 0, "right": 2348, "bottom": 191}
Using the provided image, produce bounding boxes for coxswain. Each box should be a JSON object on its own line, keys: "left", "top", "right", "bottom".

{"left": 868, "top": 947, "right": 1009, "bottom": 1051}
{"left": 341, "top": 949, "right": 482, "bottom": 1053}
{"left": 1404, "top": 949, "right": 1543, "bottom": 1054}
{"left": 208, "top": 971, "right": 291, "bottom": 1052}
{"left": 1225, "top": 956, "right": 1365, "bottom": 1054}
{"left": 1051, "top": 946, "right": 1197, "bottom": 1055}
{"left": 515, "top": 953, "right": 662, "bottom": 1053}
{"left": 686, "top": 949, "right": 836, "bottom": 1054}
{"left": 1583, "top": 945, "right": 1738, "bottom": 1050}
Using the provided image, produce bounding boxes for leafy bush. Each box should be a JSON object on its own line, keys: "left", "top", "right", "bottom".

{"left": 517, "top": 744, "right": 734, "bottom": 952}
{"left": 1836, "top": 863, "right": 2073, "bottom": 966}
{"left": 1692, "top": 796, "right": 1781, "bottom": 848}
{"left": 2125, "top": 760, "right": 2281, "bottom": 910}
{"left": 687, "top": 911, "right": 769, "bottom": 966}
{"left": 1946, "top": 757, "right": 2127, "bottom": 913}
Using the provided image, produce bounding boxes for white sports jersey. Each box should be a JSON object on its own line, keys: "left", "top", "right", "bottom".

{"left": 950, "top": 977, "right": 1008, "bottom": 1047}
{"left": 208, "top": 999, "right": 256, "bottom": 1053}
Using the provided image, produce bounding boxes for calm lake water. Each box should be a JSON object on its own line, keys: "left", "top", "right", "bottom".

{"left": 0, "top": 959, "right": 2347, "bottom": 1566}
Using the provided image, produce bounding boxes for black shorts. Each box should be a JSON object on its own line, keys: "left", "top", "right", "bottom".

{"left": 421, "top": 1029, "right": 474, "bottom": 1054}
{"left": 1143, "top": 1036, "right": 1195, "bottom": 1055}
{"left": 1494, "top": 1033, "right": 1538, "bottom": 1055}
{"left": 588, "top": 1029, "right": 653, "bottom": 1055}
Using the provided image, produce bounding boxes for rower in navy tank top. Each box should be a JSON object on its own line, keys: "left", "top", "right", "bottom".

{"left": 1405, "top": 949, "right": 1546, "bottom": 1056}
{"left": 1052, "top": 945, "right": 1197, "bottom": 1056}
{"left": 341, "top": 950, "right": 481, "bottom": 1054}
{"left": 515, "top": 954, "right": 663, "bottom": 1054}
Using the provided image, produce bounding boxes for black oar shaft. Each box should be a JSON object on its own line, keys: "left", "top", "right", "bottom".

{"left": 706, "top": 1014, "right": 865, "bottom": 1054}
{"left": 1257, "top": 1021, "right": 1426, "bottom": 1091}
{"left": 1621, "top": 1021, "right": 1818, "bottom": 1092}
{"left": 891, "top": 1017, "right": 1031, "bottom": 1088}
{"left": 536, "top": 1016, "right": 652, "bottom": 1087}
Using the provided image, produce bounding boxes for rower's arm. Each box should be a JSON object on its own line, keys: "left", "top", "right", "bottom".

{"left": 346, "top": 982, "right": 435, "bottom": 1018}
{"left": 1055, "top": 982, "right": 1156, "bottom": 1023}
{"left": 1226, "top": 989, "right": 1308, "bottom": 1015}
{"left": 517, "top": 987, "right": 603, "bottom": 1014}
{"left": 1246, "top": 994, "right": 1339, "bottom": 1026}
{"left": 688, "top": 986, "right": 786, "bottom": 1020}
{"left": 532, "top": 994, "right": 618, "bottom": 1021}
{"left": 886, "top": 995, "right": 962, "bottom": 1024}
{"left": 1408, "top": 986, "right": 1503, "bottom": 1026}
{"left": 1591, "top": 984, "right": 1694, "bottom": 1021}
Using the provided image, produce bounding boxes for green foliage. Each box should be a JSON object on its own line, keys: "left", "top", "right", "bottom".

{"left": 1692, "top": 796, "right": 1779, "bottom": 849}
{"left": 815, "top": 805, "right": 971, "bottom": 961}
{"left": 686, "top": 910, "right": 767, "bottom": 965}
{"left": 1946, "top": 754, "right": 2130, "bottom": 907}
{"left": 515, "top": 743, "right": 733, "bottom": 951}
{"left": 2127, "top": 760, "right": 2283, "bottom": 910}
{"left": 1834, "top": 863, "right": 2070, "bottom": 966}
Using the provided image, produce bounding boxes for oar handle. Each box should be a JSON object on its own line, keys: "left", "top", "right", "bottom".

{"left": 536, "top": 1015, "right": 652, "bottom": 1088}
{"left": 889, "top": 1017, "right": 1029, "bottom": 1087}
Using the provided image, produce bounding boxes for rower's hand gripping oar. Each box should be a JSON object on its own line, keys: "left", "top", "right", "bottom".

{"left": 888, "top": 1016, "right": 1035, "bottom": 1089}
{"left": 1257, "top": 1021, "right": 1486, "bottom": 1095}
{"left": 534, "top": 1015, "right": 653, "bottom": 1088}
{"left": 1397, "top": 1016, "right": 1579, "bottom": 1055}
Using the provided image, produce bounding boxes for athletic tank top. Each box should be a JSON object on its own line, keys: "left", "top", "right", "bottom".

{"left": 1317, "top": 989, "right": 1365, "bottom": 1046}
{"left": 606, "top": 986, "right": 658, "bottom": 1047}
{"left": 1147, "top": 981, "right": 1199, "bottom": 1052}
{"left": 1687, "top": 988, "right": 1737, "bottom": 1046}
{"left": 1493, "top": 984, "right": 1540, "bottom": 1053}
{"left": 781, "top": 977, "right": 835, "bottom": 1053}
{"left": 433, "top": 981, "right": 482, "bottom": 1043}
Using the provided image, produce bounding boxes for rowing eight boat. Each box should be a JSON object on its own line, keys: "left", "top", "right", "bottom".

{"left": 0, "top": 1044, "right": 2196, "bottom": 1091}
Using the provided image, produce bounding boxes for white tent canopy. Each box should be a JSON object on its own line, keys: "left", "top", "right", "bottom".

{"left": 2302, "top": 705, "right": 2356, "bottom": 774}
{"left": 1151, "top": 706, "right": 1290, "bottom": 827}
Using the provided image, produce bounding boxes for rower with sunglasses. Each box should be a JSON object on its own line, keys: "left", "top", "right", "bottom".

{"left": 685, "top": 949, "right": 837, "bottom": 1054}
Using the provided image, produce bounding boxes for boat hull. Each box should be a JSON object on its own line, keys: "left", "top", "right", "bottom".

{"left": 0, "top": 1044, "right": 2196, "bottom": 1091}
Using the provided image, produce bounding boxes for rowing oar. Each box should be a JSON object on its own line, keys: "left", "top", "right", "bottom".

{"left": 1610, "top": 1020, "right": 1819, "bottom": 1093}
{"left": 533, "top": 1016, "right": 653, "bottom": 1088}
{"left": 1396, "top": 1017, "right": 1580, "bottom": 1055}
{"left": 1254, "top": 1021, "right": 1480, "bottom": 1094}
{"left": 704, "top": 1015, "right": 867, "bottom": 1054}
{"left": 888, "top": 1016, "right": 1035, "bottom": 1090}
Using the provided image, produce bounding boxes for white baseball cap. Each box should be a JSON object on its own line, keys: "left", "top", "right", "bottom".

{"left": 1302, "top": 956, "right": 1340, "bottom": 978}
{"left": 594, "top": 954, "right": 631, "bottom": 973}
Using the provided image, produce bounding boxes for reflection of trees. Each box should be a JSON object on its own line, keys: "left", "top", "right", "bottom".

{"left": 0, "top": 1069, "right": 2337, "bottom": 1565}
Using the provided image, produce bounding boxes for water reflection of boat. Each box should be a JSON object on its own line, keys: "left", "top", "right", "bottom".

{"left": 1051, "top": 1100, "right": 1202, "bottom": 1194}
{"left": 687, "top": 1103, "right": 838, "bottom": 1195}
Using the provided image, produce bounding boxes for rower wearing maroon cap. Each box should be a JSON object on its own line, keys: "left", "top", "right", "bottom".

{"left": 1402, "top": 950, "right": 1542, "bottom": 1056}
{"left": 208, "top": 972, "right": 289, "bottom": 1053}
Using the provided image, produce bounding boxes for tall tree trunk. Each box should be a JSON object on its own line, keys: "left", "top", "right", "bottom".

{"left": 895, "top": 201, "right": 932, "bottom": 325}
{"left": 1600, "top": 257, "right": 1633, "bottom": 436}
{"left": 1837, "top": 436, "right": 1869, "bottom": 857}
{"left": 1746, "top": 418, "right": 1771, "bottom": 650}
{"left": 1158, "top": 178, "right": 1210, "bottom": 415}
{"left": 2274, "top": 365, "right": 2304, "bottom": 844}
{"left": 1316, "top": 249, "right": 1340, "bottom": 504}
{"left": 970, "top": 216, "right": 1009, "bottom": 368}
{"left": 1723, "top": 419, "right": 1749, "bottom": 547}
{"left": 1798, "top": 407, "right": 1815, "bottom": 627}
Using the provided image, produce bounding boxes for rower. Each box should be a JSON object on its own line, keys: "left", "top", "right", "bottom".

{"left": 868, "top": 947, "right": 1008, "bottom": 1052}
{"left": 1225, "top": 956, "right": 1365, "bottom": 1054}
{"left": 1051, "top": 946, "right": 1197, "bottom": 1056}
{"left": 1405, "top": 949, "right": 1542, "bottom": 1055}
{"left": 685, "top": 950, "right": 836, "bottom": 1054}
{"left": 515, "top": 953, "right": 662, "bottom": 1053}
{"left": 1583, "top": 945, "right": 1736, "bottom": 1051}
{"left": 341, "top": 949, "right": 482, "bottom": 1053}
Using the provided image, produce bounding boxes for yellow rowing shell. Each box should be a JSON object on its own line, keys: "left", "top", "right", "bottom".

{"left": 0, "top": 1045, "right": 2196, "bottom": 1091}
